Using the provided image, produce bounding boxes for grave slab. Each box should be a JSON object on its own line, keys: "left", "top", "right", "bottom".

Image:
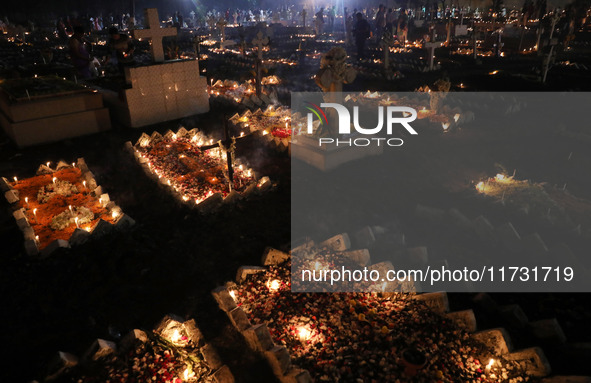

{"left": 265, "top": 345, "right": 292, "bottom": 376}
{"left": 414, "top": 291, "right": 449, "bottom": 313}
{"left": 528, "top": 318, "right": 567, "bottom": 344}
{"left": 262, "top": 247, "right": 290, "bottom": 265}
{"left": 500, "top": 304, "right": 529, "bottom": 328}
{"left": 446, "top": 309, "right": 477, "bottom": 332}
{"left": 319, "top": 233, "right": 351, "bottom": 251}
{"left": 0, "top": 87, "right": 111, "bottom": 148}
{"left": 84, "top": 339, "right": 117, "bottom": 361}
{"left": 201, "top": 343, "right": 224, "bottom": 370}
{"left": 291, "top": 135, "right": 384, "bottom": 172}
{"left": 244, "top": 323, "right": 274, "bottom": 352}
{"left": 472, "top": 328, "right": 512, "bottom": 355}
{"left": 211, "top": 286, "right": 238, "bottom": 312}
{"left": 506, "top": 347, "right": 551, "bottom": 377}
{"left": 228, "top": 307, "right": 251, "bottom": 331}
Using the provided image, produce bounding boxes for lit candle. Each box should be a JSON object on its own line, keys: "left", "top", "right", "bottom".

{"left": 33, "top": 208, "right": 38, "bottom": 222}
{"left": 297, "top": 325, "right": 312, "bottom": 341}
{"left": 35, "top": 235, "right": 39, "bottom": 242}
{"left": 24, "top": 197, "right": 29, "bottom": 207}
{"left": 46, "top": 161, "right": 51, "bottom": 168}
{"left": 52, "top": 177, "right": 57, "bottom": 184}
{"left": 69, "top": 205, "right": 73, "bottom": 216}
{"left": 266, "top": 279, "right": 280, "bottom": 291}
{"left": 13, "top": 176, "right": 18, "bottom": 184}
{"left": 74, "top": 217, "right": 79, "bottom": 228}
{"left": 82, "top": 180, "right": 87, "bottom": 190}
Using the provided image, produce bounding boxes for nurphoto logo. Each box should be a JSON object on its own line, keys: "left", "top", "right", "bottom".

{"left": 304, "top": 101, "right": 419, "bottom": 147}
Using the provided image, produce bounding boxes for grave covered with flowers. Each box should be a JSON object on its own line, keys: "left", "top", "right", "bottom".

{"left": 1, "top": 159, "right": 133, "bottom": 256}
{"left": 215, "top": 246, "right": 534, "bottom": 383}
{"left": 126, "top": 127, "right": 271, "bottom": 212}
{"left": 47, "top": 315, "right": 233, "bottom": 383}
{"left": 229, "top": 106, "right": 293, "bottom": 151}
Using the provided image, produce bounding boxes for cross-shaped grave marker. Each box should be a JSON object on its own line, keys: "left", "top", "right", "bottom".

{"left": 217, "top": 18, "right": 227, "bottom": 43}
{"left": 198, "top": 119, "right": 250, "bottom": 192}
{"left": 133, "top": 8, "right": 177, "bottom": 62}
{"left": 252, "top": 30, "right": 269, "bottom": 60}
{"left": 378, "top": 31, "right": 396, "bottom": 72}
{"left": 252, "top": 30, "right": 269, "bottom": 97}
{"left": 425, "top": 41, "right": 441, "bottom": 71}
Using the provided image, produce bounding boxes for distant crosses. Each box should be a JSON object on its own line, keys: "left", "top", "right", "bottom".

{"left": 216, "top": 17, "right": 228, "bottom": 47}
{"left": 252, "top": 30, "right": 269, "bottom": 97}
{"left": 378, "top": 30, "right": 396, "bottom": 73}
{"left": 473, "top": 20, "right": 478, "bottom": 59}
{"left": 133, "top": 8, "right": 177, "bottom": 63}
{"left": 193, "top": 35, "right": 201, "bottom": 57}
{"left": 206, "top": 16, "right": 216, "bottom": 32}
{"left": 302, "top": 8, "right": 307, "bottom": 28}
{"left": 238, "top": 26, "right": 247, "bottom": 58}
{"left": 542, "top": 12, "right": 560, "bottom": 83}
{"left": 252, "top": 30, "right": 269, "bottom": 60}
{"left": 445, "top": 17, "right": 453, "bottom": 47}
{"left": 494, "top": 29, "right": 504, "bottom": 57}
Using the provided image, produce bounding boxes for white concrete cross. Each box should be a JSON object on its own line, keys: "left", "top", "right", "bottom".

{"left": 378, "top": 32, "right": 396, "bottom": 70}
{"left": 425, "top": 42, "right": 441, "bottom": 71}
{"left": 252, "top": 30, "right": 269, "bottom": 60}
{"left": 216, "top": 18, "right": 227, "bottom": 42}
{"left": 133, "top": 8, "right": 177, "bottom": 62}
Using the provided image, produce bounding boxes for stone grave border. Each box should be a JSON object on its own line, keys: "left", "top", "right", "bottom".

{"left": 1, "top": 158, "right": 134, "bottom": 257}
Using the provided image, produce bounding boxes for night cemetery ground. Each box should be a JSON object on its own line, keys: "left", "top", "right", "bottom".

{"left": 2, "top": 21, "right": 591, "bottom": 383}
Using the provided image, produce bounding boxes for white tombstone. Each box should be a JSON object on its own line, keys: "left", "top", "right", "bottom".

{"left": 425, "top": 42, "right": 441, "bottom": 71}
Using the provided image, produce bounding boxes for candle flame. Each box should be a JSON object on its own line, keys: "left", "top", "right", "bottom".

{"left": 297, "top": 325, "right": 312, "bottom": 341}
{"left": 476, "top": 181, "right": 485, "bottom": 192}
{"left": 229, "top": 290, "right": 237, "bottom": 299}
{"left": 267, "top": 279, "right": 280, "bottom": 291}
{"left": 486, "top": 358, "right": 495, "bottom": 370}
{"left": 454, "top": 113, "right": 461, "bottom": 122}
{"left": 52, "top": 177, "right": 57, "bottom": 184}
{"left": 13, "top": 176, "right": 17, "bottom": 183}
{"left": 170, "top": 329, "right": 182, "bottom": 344}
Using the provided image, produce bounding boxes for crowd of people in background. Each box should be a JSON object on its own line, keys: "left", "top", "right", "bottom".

{"left": 0, "top": 0, "right": 587, "bottom": 77}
